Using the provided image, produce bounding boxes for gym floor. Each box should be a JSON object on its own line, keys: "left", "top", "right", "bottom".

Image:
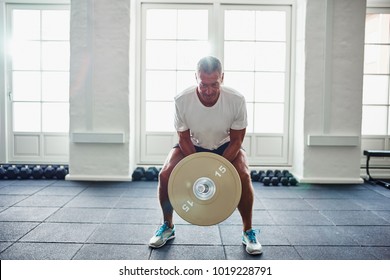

{"left": 0, "top": 179, "right": 390, "bottom": 260}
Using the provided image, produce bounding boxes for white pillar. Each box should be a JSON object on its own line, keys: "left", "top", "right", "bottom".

{"left": 67, "top": 0, "right": 132, "bottom": 181}
{"left": 294, "top": 0, "right": 366, "bottom": 183}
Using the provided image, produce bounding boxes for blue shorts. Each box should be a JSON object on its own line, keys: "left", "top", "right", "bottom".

{"left": 173, "top": 142, "right": 230, "bottom": 156}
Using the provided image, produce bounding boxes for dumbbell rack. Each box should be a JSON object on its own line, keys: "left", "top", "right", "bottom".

{"left": 132, "top": 167, "right": 161, "bottom": 181}
{"left": 132, "top": 167, "right": 299, "bottom": 186}
{"left": 0, "top": 164, "right": 69, "bottom": 180}
{"left": 251, "top": 169, "right": 298, "bottom": 186}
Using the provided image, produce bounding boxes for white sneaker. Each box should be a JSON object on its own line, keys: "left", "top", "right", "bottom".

{"left": 149, "top": 221, "right": 175, "bottom": 248}
{"left": 242, "top": 229, "right": 263, "bottom": 255}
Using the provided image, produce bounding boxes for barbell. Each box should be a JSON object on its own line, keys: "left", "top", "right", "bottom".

{"left": 168, "top": 152, "right": 242, "bottom": 226}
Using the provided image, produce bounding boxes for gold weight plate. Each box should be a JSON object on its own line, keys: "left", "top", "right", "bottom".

{"left": 168, "top": 152, "right": 242, "bottom": 226}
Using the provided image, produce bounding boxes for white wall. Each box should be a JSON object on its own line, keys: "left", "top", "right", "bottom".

{"left": 65, "top": 0, "right": 366, "bottom": 183}
{"left": 67, "top": 0, "right": 132, "bottom": 181}
{"left": 293, "top": 0, "right": 366, "bottom": 183}
{"left": 293, "top": 0, "right": 307, "bottom": 180}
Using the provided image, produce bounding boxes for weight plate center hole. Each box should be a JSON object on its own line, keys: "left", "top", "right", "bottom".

{"left": 193, "top": 177, "right": 216, "bottom": 201}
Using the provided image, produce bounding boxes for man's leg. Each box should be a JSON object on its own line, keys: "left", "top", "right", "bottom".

{"left": 231, "top": 149, "right": 254, "bottom": 232}
{"left": 157, "top": 147, "right": 185, "bottom": 228}
{"left": 149, "top": 147, "right": 185, "bottom": 248}
{"left": 231, "top": 150, "right": 262, "bottom": 255}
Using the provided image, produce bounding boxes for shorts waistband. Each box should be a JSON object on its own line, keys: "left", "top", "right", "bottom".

{"left": 173, "top": 142, "right": 230, "bottom": 156}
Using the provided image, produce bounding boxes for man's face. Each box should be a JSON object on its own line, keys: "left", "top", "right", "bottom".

{"left": 196, "top": 70, "right": 224, "bottom": 107}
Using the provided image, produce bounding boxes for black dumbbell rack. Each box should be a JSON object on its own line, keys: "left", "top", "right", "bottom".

{"left": 0, "top": 164, "right": 69, "bottom": 180}
{"left": 251, "top": 169, "right": 298, "bottom": 186}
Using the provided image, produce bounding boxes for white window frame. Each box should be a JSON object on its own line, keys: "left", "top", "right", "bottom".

{"left": 2, "top": 0, "right": 70, "bottom": 164}
{"left": 136, "top": 0, "right": 296, "bottom": 167}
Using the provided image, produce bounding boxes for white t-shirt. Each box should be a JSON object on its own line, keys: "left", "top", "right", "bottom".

{"left": 174, "top": 85, "right": 247, "bottom": 150}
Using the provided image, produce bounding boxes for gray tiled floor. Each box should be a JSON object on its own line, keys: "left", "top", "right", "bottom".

{"left": 0, "top": 179, "right": 390, "bottom": 260}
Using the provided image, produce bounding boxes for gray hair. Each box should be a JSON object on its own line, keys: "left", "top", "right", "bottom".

{"left": 196, "top": 56, "right": 223, "bottom": 75}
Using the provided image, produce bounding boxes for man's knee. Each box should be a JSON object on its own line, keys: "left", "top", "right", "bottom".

{"left": 159, "top": 148, "right": 185, "bottom": 187}
{"left": 232, "top": 152, "right": 250, "bottom": 179}
{"left": 158, "top": 167, "right": 171, "bottom": 187}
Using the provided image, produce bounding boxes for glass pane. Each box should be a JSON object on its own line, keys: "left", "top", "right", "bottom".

{"left": 178, "top": 10, "right": 208, "bottom": 40}
{"left": 42, "top": 42, "right": 70, "bottom": 71}
{"left": 255, "top": 72, "right": 285, "bottom": 102}
{"left": 362, "top": 106, "right": 387, "bottom": 135}
{"left": 254, "top": 104, "right": 284, "bottom": 133}
{"left": 146, "top": 9, "right": 177, "bottom": 39}
{"left": 255, "top": 42, "right": 286, "bottom": 71}
{"left": 364, "top": 45, "right": 390, "bottom": 74}
{"left": 224, "top": 10, "right": 255, "bottom": 41}
{"left": 362, "top": 75, "right": 389, "bottom": 105}
{"left": 13, "top": 102, "right": 41, "bottom": 132}
{"left": 224, "top": 42, "right": 255, "bottom": 71}
{"left": 42, "top": 10, "right": 70, "bottom": 40}
{"left": 224, "top": 71, "right": 254, "bottom": 102}
{"left": 365, "top": 14, "right": 390, "bottom": 44}
{"left": 146, "top": 71, "right": 176, "bottom": 101}
{"left": 246, "top": 103, "right": 254, "bottom": 133}
{"left": 146, "top": 40, "right": 177, "bottom": 70}
{"left": 177, "top": 41, "right": 210, "bottom": 70}
{"left": 42, "top": 72, "right": 69, "bottom": 102}
{"left": 256, "top": 11, "right": 286, "bottom": 42}
{"left": 12, "top": 71, "right": 41, "bottom": 101}
{"left": 11, "top": 41, "right": 40, "bottom": 70}
{"left": 146, "top": 102, "right": 175, "bottom": 132}
{"left": 42, "top": 103, "right": 69, "bottom": 132}
{"left": 177, "top": 71, "right": 196, "bottom": 93}
{"left": 12, "top": 10, "right": 40, "bottom": 40}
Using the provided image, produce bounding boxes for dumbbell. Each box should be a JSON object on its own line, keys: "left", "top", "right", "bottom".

{"left": 43, "top": 165, "right": 56, "bottom": 179}
{"left": 32, "top": 165, "right": 44, "bottom": 179}
{"left": 271, "top": 170, "right": 283, "bottom": 186}
{"left": 280, "top": 176, "right": 289, "bottom": 186}
{"left": 280, "top": 170, "right": 291, "bottom": 186}
{"left": 275, "top": 170, "right": 283, "bottom": 180}
{"left": 289, "top": 176, "right": 298, "bottom": 186}
{"left": 19, "top": 165, "right": 32, "bottom": 179}
{"left": 54, "top": 166, "right": 67, "bottom": 179}
{"left": 132, "top": 167, "right": 145, "bottom": 181}
{"left": 6, "top": 165, "right": 19, "bottom": 179}
{"left": 145, "top": 167, "right": 159, "bottom": 181}
{"left": 266, "top": 170, "right": 274, "bottom": 178}
{"left": 263, "top": 177, "right": 271, "bottom": 186}
{"left": 257, "top": 171, "right": 265, "bottom": 182}
{"left": 250, "top": 170, "right": 260, "bottom": 181}
{"left": 271, "top": 176, "right": 280, "bottom": 186}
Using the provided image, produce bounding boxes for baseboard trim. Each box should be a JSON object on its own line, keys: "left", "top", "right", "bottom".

{"left": 297, "top": 176, "right": 364, "bottom": 184}
{"left": 65, "top": 174, "right": 132, "bottom": 182}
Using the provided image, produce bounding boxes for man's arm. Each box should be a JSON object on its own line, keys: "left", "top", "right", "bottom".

{"left": 178, "top": 129, "right": 196, "bottom": 157}
{"left": 223, "top": 128, "right": 246, "bottom": 162}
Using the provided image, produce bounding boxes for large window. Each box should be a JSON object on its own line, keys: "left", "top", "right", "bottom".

{"left": 9, "top": 7, "right": 70, "bottom": 133}
{"left": 222, "top": 8, "right": 289, "bottom": 134}
{"left": 6, "top": 4, "right": 70, "bottom": 163}
{"left": 362, "top": 9, "right": 390, "bottom": 135}
{"left": 143, "top": 6, "right": 211, "bottom": 132}
{"left": 140, "top": 2, "right": 293, "bottom": 165}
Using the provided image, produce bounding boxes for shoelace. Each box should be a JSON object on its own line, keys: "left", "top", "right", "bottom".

{"left": 245, "top": 229, "right": 260, "bottom": 243}
{"left": 156, "top": 222, "right": 169, "bottom": 236}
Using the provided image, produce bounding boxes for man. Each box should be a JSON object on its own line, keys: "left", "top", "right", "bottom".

{"left": 148, "top": 56, "right": 262, "bottom": 255}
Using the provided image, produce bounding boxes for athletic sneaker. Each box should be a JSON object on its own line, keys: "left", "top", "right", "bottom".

{"left": 149, "top": 221, "right": 175, "bottom": 248}
{"left": 242, "top": 229, "right": 263, "bottom": 255}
